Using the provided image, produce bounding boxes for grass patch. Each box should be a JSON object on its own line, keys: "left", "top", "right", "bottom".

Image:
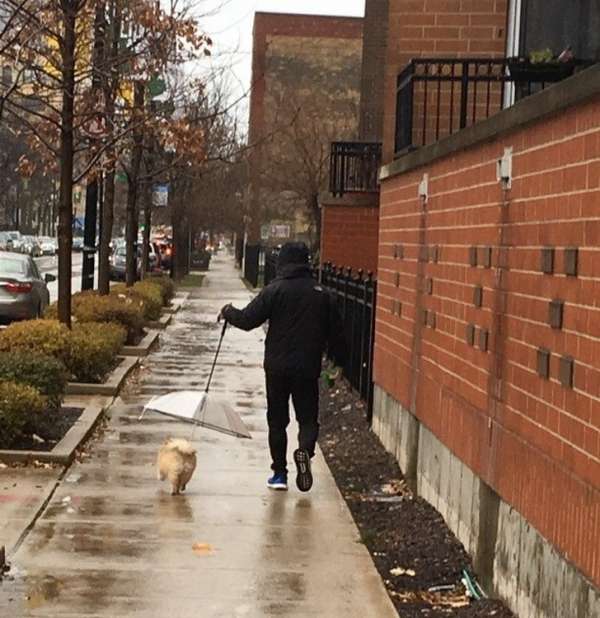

{"left": 178, "top": 273, "right": 205, "bottom": 287}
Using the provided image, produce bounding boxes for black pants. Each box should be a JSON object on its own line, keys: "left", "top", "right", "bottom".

{"left": 266, "top": 372, "right": 319, "bottom": 474}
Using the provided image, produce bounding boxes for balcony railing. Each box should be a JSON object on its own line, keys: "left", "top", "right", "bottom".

{"left": 329, "top": 141, "right": 382, "bottom": 197}
{"left": 395, "top": 57, "right": 595, "bottom": 155}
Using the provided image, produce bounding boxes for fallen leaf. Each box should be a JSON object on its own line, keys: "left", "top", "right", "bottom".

{"left": 192, "top": 542, "right": 214, "bottom": 555}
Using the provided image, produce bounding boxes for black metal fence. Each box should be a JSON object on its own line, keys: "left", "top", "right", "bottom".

{"left": 319, "top": 263, "right": 377, "bottom": 421}
{"left": 329, "top": 141, "right": 382, "bottom": 197}
{"left": 264, "top": 249, "right": 278, "bottom": 286}
{"left": 243, "top": 244, "right": 262, "bottom": 288}
{"left": 235, "top": 236, "right": 244, "bottom": 268}
{"left": 395, "top": 57, "right": 595, "bottom": 154}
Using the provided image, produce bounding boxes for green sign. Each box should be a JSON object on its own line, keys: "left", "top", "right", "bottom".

{"left": 148, "top": 76, "right": 167, "bottom": 97}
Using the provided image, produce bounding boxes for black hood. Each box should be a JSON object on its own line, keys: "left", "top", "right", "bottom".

{"left": 276, "top": 242, "right": 309, "bottom": 273}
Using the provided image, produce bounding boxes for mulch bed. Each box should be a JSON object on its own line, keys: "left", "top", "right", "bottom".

{"left": 318, "top": 381, "right": 515, "bottom": 618}
{"left": 1, "top": 407, "right": 82, "bottom": 452}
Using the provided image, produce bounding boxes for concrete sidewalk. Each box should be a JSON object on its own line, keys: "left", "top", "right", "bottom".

{"left": 0, "top": 253, "right": 397, "bottom": 617}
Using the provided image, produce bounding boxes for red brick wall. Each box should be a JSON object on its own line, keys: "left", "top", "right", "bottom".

{"left": 382, "top": 0, "right": 508, "bottom": 162}
{"left": 321, "top": 204, "right": 379, "bottom": 273}
{"left": 375, "top": 94, "right": 600, "bottom": 586}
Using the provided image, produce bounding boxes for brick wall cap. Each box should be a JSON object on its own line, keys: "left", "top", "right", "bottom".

{"left": 380, "top": 64, "right": 600, "bottom": 182}
{"left": 319, "top": 191, "right": 381, "bottom": 208}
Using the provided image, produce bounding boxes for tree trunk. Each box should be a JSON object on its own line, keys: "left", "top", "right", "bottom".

{"left": 98, "top": 0, "right": 121, "bottom": 295}
{"left": 171, "top": 178, "right": 189, "bottom": 281}
{"left": 141, "top": 133, "right": 154, "bottom": 279}
{"left": 57, "top": 4, "right": 77, "bottom": 327}
{"left": 125, "top": 81, "right": 145, "bottom": 287}
{"left": 98, "top": 166, "right": 114, "bottom": 294}
{"left": 141, "top": 177, "right": 151, "bottom": 278}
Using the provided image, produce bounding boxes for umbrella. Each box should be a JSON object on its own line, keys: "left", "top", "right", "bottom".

{"left": 139, "top": 321, "right": 252, "bottom": 439}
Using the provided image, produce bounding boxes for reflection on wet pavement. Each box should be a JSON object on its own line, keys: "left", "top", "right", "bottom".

{"left": 0, "top": 254, "right": 396, "bottom": 617}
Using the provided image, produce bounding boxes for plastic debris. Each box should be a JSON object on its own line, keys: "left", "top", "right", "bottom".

{"left": 390, "top": 567, "right": 416, "bottom": 577}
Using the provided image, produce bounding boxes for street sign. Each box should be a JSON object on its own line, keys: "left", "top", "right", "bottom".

{"left": 152, "top": 183, "right": 169, "bottom": 207}
{"left": 82, "top": 113, "right": 108, "bottom": 139}
{"left": 271, "top": 224, "right": 291, "bottom": 239}
{"left": 148, "top": 76, "right": 167, "bottom": 97}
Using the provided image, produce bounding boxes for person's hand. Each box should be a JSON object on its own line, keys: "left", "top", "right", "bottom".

{"left": 218, "top": 303, "right": 232, "bottom": 322}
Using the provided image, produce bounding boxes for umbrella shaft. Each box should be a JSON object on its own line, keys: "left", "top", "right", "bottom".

{"left": 205, "top": 321, "right": 227, "bottom": 393}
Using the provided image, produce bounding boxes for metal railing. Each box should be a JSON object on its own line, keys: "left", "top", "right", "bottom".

{"left": 243, "top": 244, "right": 262, "bottom": 288}
{"left": 329, "top": 141, "right": 382, "bottom": 197}
{"left": 395, "top": 57, "right": 595, "bottom": 154}
{"left": 264, "top": 249, "right": 277, "bottom": 286}
{"left": 319, "top": 263, "right": 377, "bottom": 422}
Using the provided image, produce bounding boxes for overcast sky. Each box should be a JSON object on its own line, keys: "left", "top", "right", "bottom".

{"left": 194, "top": 0, "right": 365, "bottom": 126}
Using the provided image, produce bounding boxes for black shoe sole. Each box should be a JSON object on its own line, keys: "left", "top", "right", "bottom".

{"left": 293, "top": 449, "right": 313, "bottom": 492}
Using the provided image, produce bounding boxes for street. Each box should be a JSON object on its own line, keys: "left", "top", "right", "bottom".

{"left": 34, "top": 253, "right": 96, "bottom": 304}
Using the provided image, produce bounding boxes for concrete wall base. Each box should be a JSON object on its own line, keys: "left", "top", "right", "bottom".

{"left": 372, "top": 385, "right": 600, "bottom": 618}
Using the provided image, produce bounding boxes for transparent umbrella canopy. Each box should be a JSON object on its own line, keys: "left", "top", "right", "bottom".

{"left": 139, "top": 321, "right": 252, "bottom": 440}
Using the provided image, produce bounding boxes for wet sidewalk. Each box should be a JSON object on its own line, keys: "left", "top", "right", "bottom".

{"left": 0, "top": 253, "right": 396, "bottom": 617}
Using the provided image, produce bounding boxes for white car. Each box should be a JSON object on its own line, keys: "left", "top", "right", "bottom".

{"left": 39, "top": 237, "right": 58, "bottom": 255}
{"left": 5, "top": 231, "right": 23, "bottom": 253}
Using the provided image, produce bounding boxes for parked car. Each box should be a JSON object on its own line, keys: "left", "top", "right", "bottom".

{"left": 154, "top": 239, "right": 173, "bottom": 271}
{"left": 0, "top": 251, "right": 55, "bottom": 322}
{"left": 0, "top": 232, "right": 10, "bottom": 251}
{"left": 109, "top": 244, "right": 159, "bottom": 281}
{"left": 39, "top": 237, "right": 58, "bottom": 255}
{"left": 21, "top": 235, "right": 42, "bottom": 257}
{"left": 72, "top": 236, "right": 84, "bottom": 251}
{"left": 6, "top": 231, "right": 23, "bottom": 253}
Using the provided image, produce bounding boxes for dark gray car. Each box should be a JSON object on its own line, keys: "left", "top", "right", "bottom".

{"left": 0, "top": 251, "right": 55, "bottom": 322}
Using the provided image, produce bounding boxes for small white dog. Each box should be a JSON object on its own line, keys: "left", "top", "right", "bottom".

{"left": 157, "top": 438, "right": 197, "bottom": 495}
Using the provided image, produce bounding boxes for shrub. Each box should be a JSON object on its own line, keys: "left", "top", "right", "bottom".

{"left": 0, "top": 319, "right": 71, "bottom": 365}
{"left": 146, "top": 274, "right": 175, "bottom": 305}
{"left": 0, "top": 380, "right": 46, "bottom": 447}
{"left": 0, "top": 353, "right": 67, "bottom": 411}
{"left": 68, "top": 321, "right": 126, "bottom": 383}
{"left": 111, "top": 282, "right": 162, "bottom": 321}
{"left": 133, "top": 281, "right": 163, "bottom": 318}
{"left": 70, "top": 291, "right": 143, "bottom": 344}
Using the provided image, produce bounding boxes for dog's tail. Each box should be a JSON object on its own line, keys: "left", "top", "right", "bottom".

{"left": 166, "top": 438, "right": 197, "bottom": 457}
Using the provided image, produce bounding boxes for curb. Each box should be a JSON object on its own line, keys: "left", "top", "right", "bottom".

{"left": 121, "top": 330, "right": 160, "bottom": 357}
{"left": 0, "top": 402, "right": 104, "bottom": 465}
{"left": 66, "top": 356, "right": 139, "bottom": 396}
{"left": 144, "top": 313, "right": 172, "bottom": 330}
{"left": 164, "top": 292, "right": 189, "bottom": 314}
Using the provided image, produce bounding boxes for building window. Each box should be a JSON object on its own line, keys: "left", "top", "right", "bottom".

{"left": 513, "top": 0, "right": 600, "bottom": 60}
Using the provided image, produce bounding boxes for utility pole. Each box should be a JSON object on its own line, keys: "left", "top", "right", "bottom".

{"left": 81, "top": 3, "right": 106, "bottom": 290}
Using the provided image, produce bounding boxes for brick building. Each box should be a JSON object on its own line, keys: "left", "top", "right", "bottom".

{"left": 361, "top": 1, "right": 600, "bottom": 616}
{"left": 320, "top": 0, "right": 507, "bottom": 274}
{"left": 246, "top": 12, "right": 363, "bottom": 251}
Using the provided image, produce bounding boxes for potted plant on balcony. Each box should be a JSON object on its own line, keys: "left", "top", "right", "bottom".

{"left": 507, "top": 47, "right": 576, "bottom": 83}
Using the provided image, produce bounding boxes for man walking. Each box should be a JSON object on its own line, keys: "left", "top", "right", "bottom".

{"left": 220, "top": 242, "right": 344, "bottom": 492}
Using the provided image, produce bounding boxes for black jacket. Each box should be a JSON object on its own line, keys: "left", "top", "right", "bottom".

{"left": 223, "top": 264, "right": 345, "bottom": 378}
